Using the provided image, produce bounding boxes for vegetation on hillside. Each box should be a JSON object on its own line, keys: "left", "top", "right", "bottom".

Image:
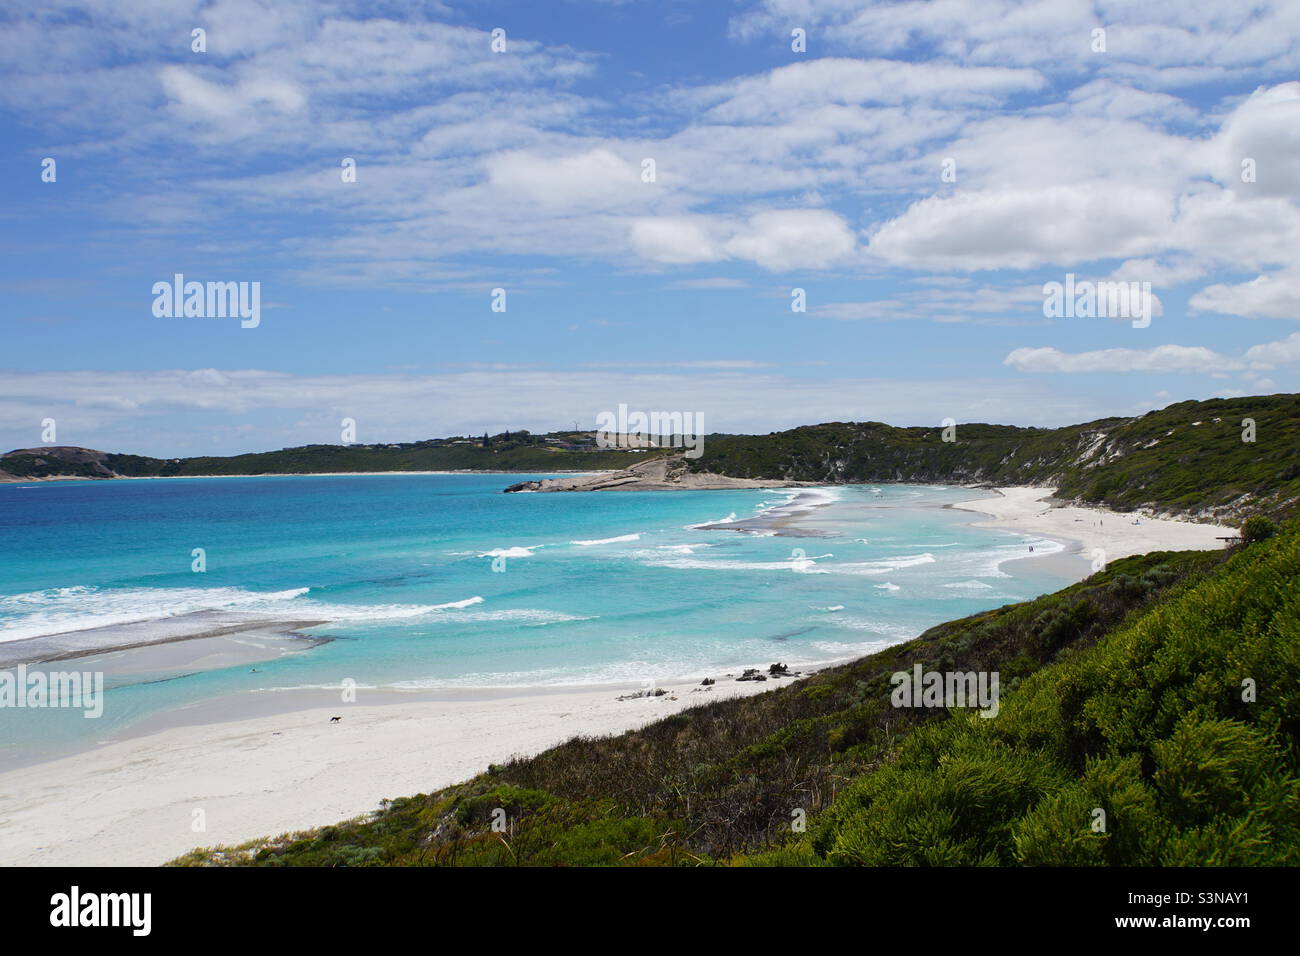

{"left": 171, "top": 523, "right": 1300, "bottom": 867}
{"left": 10, "top": 392, "right": 1300, "bottom": 522}
{"left": 766, "top": 522, "right": 1299, "bottom": 866}
{"left": 6, "top": 395, "right": 1296, "bottom": 522}
{"left": 691, "top": 394, "right": 1300, "bottom": 521}
{"left": 0, "top": 431, "right": 668, "bottom": 479}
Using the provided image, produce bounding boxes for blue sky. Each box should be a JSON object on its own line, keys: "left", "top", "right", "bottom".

{"left": 2, "top": 0, "right": 1299, "bottom": 457}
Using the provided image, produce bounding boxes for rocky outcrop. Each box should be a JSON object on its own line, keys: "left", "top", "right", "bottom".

{"left": 503, "top": 455, "right": 806, "bottom": 493}
{"left": 0, "top": 446, "right": 117, "bottom": 481}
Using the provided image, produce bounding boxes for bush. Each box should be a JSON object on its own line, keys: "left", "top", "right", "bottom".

{"left": 1240, "top": 515, "right": 1278, "bottom": 545}
{"left": 794, "top": 523, "right": 1300, "bottom": 867}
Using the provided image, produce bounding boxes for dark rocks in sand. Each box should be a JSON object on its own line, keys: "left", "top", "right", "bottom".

{"left": 617, "top": 687, "right": 668, "bottom": 701}
{"left": 737, "top": 668, "right": 767, "bottom": 682}
{"left": 329, "top": 716, "right": 341, "bottom": 722}
{"left": 769, "top": 662, "right": 791, "bottom": 677}
{"left": 701, "top": 677, "right": 715, "bottom": 686}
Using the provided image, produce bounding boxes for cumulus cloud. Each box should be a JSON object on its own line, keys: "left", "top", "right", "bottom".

{"left": 723, "top": 209, "right": 856, "bottom": 271}
{"left": 5, "top": 0, "right": 1299, "bottom": 288}
{"left": 630, "top": 216, "right": 727, "bottom": 265}
{"left": 1190, "top": 269, "right": 1300, "bottom": 319}
{"left": 486, "top": 148, "right": 643, "bottom": 210}
{"left": 1004, "top": 344, "right": 1240, "bottom": 374}
{"left": 632, "top": 209, "right": 855, "bottom": 271}
{"left": 869, "top": 185, "right": 1174, "bottom": 270}
{"left": 1244, "top": 332, "right": 1300, "bottom": 366}
{"left": 1213, "top": 81, "right": 1300, "bottom": 198}
{"left": 4, "top": 0, "right": 1300, "bottom": 425}
{"left": 1005, "top": 331, "right": 1300, "bottom": 374}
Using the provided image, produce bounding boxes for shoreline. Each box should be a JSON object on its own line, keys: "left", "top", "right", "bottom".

{"left": 0, "top": 669, "right": 815, "bottom": 866}
{"left": 0, "top": 611, "right": 330, "bottom": 668}
{"left": 696, "top": 488, "right": 838, "bottom": 537}
{"left": 0, "top": 639, "right": 857, "bottom": 776}
{"left": 949, "top": 486, "right": 1235, "bottom": 563}
{"left": 0, "top": 482, "right": 1236, "bottom": 867}
{"left": 2, "top": 469, "right": 617, "bottom": 484}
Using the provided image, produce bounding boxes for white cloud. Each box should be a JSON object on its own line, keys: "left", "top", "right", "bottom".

{"left": 0, "top": 366, "right": 1155, "bottom": 457}
{"left": 812, "top": 281, "right": 1047, "bottom": 323}
{"left": 580, "top": 360, "right": 775, "bottom": 369}
{"left": 5, "top": 0, "right": 1300, "bottom": 299}
{"left": 1244, "top": 332, "right": 1300, "bottom": 366}
{"left": 1110, "top": 257, "right": 1209, "bottom": 286}
{"left": 1191, "top": 270, "right": 1300, "bottom": 319}
{"left": 667, "top": 277, "right": 749, "bottom": 289}
{"left": 1005, "top": 329, "right": 1300, "bottom": 378}
{"left": 158, "top": 64, "right": 307, "bottom": 138}
{"left": 630, "top": 216, "right": 727, "bottom": 265}
{"left": 730, "top": 1, "right": 1300, "bottom": 77}
{"left": 1004, "top": 344, "right": 1240, "bottom": 373}
{"left": 486, "top": 148, "right": 642, "bottom": 210}
{"left": 1213, "top": 81, "right": 1300, "bottom": 198}
{"left": 723, "top": 209, "right": 856, "bottom": 271}
{"left": 869, "top": 185, "right": 1174, "bottom": 270}
{"left": 631, "top": 209, "right": 856, "bottom": 270}
{"left": 689, "top": 58, "right": 1046, "bottom": 121}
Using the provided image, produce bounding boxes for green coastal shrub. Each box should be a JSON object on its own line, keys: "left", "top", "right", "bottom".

{"left": 812, "top": 719, "right": 1070, "bottom": 866}
{"left": 1240, "top": 514, "right": 1278, "bottom": 545}
{"left": 786, "top": 522, "right": 1300, "bottom": 867}
{"left": 1013, "top": 754, "right": 1164, "bottom": 866}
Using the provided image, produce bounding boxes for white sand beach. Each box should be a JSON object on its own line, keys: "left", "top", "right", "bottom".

{"left": 0, "top": 674, "right": 785, "bottom": 867}
{"left": 952, "top": 486, "right": 1236, "bottom": 562}
{"left": 0, "top": 486, "right": 1237, "bottom": 868}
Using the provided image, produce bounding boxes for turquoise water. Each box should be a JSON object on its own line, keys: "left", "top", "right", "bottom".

{"left": 0, "top": 474, "right": 1075, "bottom": 759}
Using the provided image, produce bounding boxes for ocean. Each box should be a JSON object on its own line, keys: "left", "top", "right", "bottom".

{"left": 0, "top": 474, "right": 1076, "bottom": 763}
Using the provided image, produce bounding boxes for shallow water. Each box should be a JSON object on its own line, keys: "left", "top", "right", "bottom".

{"left": 0, "top": 474, "right": 1075, "bottom": 760}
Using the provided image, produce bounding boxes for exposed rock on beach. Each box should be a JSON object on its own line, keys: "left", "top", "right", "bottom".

{"left": 503, "top": 455, "right": 806, "bottom": 493}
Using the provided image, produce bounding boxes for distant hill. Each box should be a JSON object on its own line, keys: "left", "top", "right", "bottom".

{"left": 0, "top": 432, "right": 671, "bottom": 482}
{"left": 0, "top": 446, "right": 119, "bottom": 480}
{"left": 689, "top": 393, "right": 1300, "bottom": 521}
{"left": 5, "top": 394, "right": 1298, "bottom": 520}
